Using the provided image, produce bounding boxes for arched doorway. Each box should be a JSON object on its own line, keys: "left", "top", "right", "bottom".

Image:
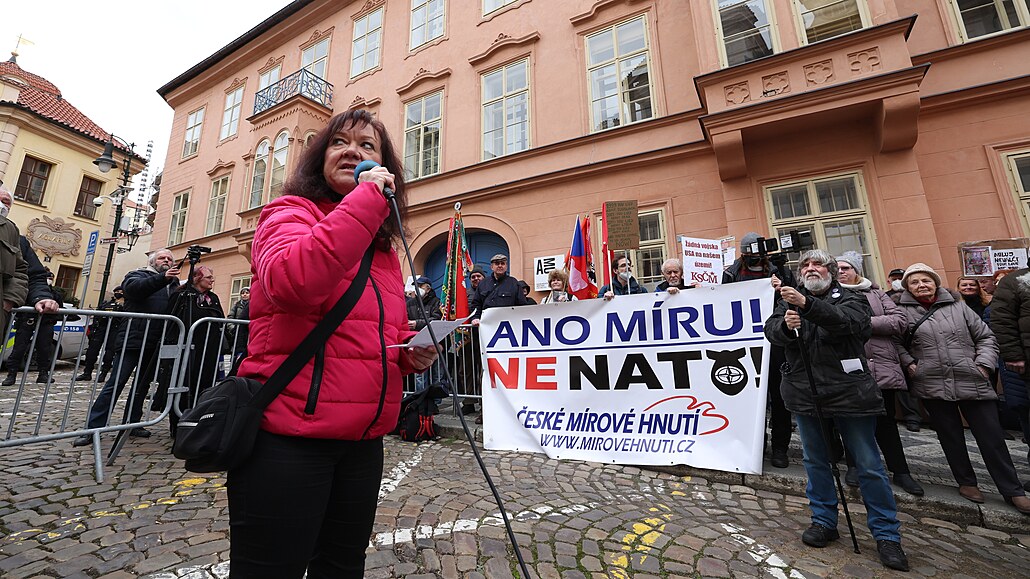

{"left": 422, "top": 231, "right": 510, "bottom": 296}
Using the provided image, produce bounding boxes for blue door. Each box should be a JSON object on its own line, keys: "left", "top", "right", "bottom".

{"left": 422, "top": 232, "right": 510, "bottom": 296}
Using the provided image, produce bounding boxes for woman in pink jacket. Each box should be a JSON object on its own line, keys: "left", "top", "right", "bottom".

{"left": 227, "top": 109, "right": 438, "bottom": 578}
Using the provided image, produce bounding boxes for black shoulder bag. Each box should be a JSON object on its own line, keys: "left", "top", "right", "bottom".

{"left": 173, "top": 247, "right": 375, "bottom": 473}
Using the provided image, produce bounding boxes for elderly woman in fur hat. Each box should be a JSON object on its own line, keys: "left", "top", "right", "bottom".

{"left": 895, "top": 262, "right": 1029, "bottom": 514}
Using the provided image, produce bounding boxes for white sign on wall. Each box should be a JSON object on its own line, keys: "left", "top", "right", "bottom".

{"left": 534, "top": 254, "right": 567, "bottom": 291}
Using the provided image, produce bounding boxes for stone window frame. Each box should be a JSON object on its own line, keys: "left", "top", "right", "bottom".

{"left": 302, "top": 37, "right": 332, "bottom": 80}
{"left": 206, "top": 174, "right": 230, "bottom": 236}
{"left": 945, "top": 0, "right": 1030, "bottom": 42}
{"left": 411, "top": 0, "right": 446, "bottom": 50}
{"left": 74, "top": 174, "right": 103, "bottom": 220}
{"left": 480, "top": 58, "right": 532, "bottom": 160}
{"left": 764, "top": 170, "right": 882, "bottom": 283}
{"left": 791, "top": 0, "right": 871, "bottom": 46}
{"left": 220, "top": 85, "right": 245, "bottom": 141}
{"left": 583, "top": 13, "right": 656, "bottom": 133}
{"left": 168, "top": 189, "right": 191, "bottom": 247}
{"left": 15, "top": 155, "right": 54, "bottom": 206}
{"left": 712, "top": 0, "right": 781, "bottom": 67}
{"left": 1003, "top": 149, "right": 1030, "bottom": 236}
{"left": 351, "top": 6, "right": 384, "bottom": 79}
{"left": 182, "top": 107, "right": 205, "bottom": 159}
{"left": 248, "top": 139, "right": 271, "bottom": 210}
{"left": 403, "top": 90, "right": 444, "bottom": 180}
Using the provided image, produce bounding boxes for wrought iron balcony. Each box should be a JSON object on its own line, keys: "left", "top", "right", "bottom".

{"left": 253, "top": 69, "right": 333, "bottom": 116}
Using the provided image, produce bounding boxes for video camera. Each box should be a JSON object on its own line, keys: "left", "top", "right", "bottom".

{"left": 745, "top": 230, "right": 815, "bottom": 268}
{"left": 185, "top": 244, "right": 212, "bottom": 264}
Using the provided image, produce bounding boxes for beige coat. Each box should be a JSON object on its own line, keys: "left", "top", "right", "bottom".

{"left": 0, "top": 216, "right": 28, "bottom": 331}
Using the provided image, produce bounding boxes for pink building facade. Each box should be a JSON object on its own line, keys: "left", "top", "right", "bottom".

{"left": 155, "top": 0, "right": 1030, "bottom": 304}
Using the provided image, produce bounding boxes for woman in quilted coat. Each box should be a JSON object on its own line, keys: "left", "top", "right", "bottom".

{"left": 227, "top": 109, "right": 439, "bottom": 577}
{"left": 895, "top": 263, "right": 1029, "bottom": 515}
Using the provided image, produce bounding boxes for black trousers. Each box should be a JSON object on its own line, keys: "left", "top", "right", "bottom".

{"left": 922, "top": 398, "right": 1025, "bottom": 497}
{"left": 227, "top": 431, "right": 384, "bottom": 579}
{"left": 768, "top": 345, "right": 792, "bottom": 452}
{"left": 843, "top": 390, "right": 912, "bottom": 474}
{"left": 7, "top": 314, "right": 55, "bottom": 374}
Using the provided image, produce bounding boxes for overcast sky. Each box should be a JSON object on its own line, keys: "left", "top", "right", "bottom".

{"left": 2, "top": 0, "right": 293, "bottom": 193}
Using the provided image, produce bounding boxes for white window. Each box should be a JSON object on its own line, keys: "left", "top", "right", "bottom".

{"left": 411, "top": 0, "right": 445, "bottom": 49}
{"left": 220, "top": 86, "right": 244, "bottom": 140}
{"left": 207, "top": 176, "right": 229, "bottom": 235}
{"left": 230, "top": 276, "right": 253, "bottom": 310}
{"left": 258, "top": 65, "right": 281, "bottom": 90}
{"left": 351, "top": 8, "right": 383, "bottom": 77}
{"left": 482, "top": 59, "right": 529, "bottom": 160}
{"left": 484, "top": 0, "right": 518, "bottom": 14}
{"left": 269, "top": 132, "right": 290, "bottom": 200}
{"left": 182, "top": 108, "right": 204, "bottom": 158}
{"left": 950, "top": 0, "right": 1030, "bottom": 41}
{"left": 1005, "top": 151, "right": 1030, "bottom": 235}
{"left": 766, "top": 172, "right": 880, "bottom": 281}
{"left": 715, "top": 0, "right": 776, "bottom": 66}
{"left": 793, "top": 0, "right": 868, "bottom": 44}
{"left": 404, "top": 92, "right": 443, "bottom": 179}
{"left": 585, "top": 16, "right": 654, "bottom": 132}
{"left": 632, "top": 210, "right": 668, "bottom": 288}
{"left": 249, "top": 140, "right": 270, "bottom": 209}
{"left": 168, "top": 190, "right": 191, "bottom": 246}
{"left": 302, "top": 38, "right": 330, "bottom": 80}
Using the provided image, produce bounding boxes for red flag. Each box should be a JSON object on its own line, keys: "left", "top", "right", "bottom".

{"left": 568, "top": 216, "right": 598, "bottom": 299}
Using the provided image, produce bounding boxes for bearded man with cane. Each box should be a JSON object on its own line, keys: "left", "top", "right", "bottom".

{"left": 764, "top": 249, "right": 909, "bottom": 572}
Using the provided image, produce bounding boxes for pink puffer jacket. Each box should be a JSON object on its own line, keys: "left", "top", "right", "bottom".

{"left": 238, "top": 183, "right": 416, "bottom": 439}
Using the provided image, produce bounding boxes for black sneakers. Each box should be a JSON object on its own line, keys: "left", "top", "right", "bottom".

{"left": 877, "top": 539, "right": 910, "bottom": 571}
{"left": 801, "top": 524, "right": 839, "bottom": 548}
{"left": 770, "top": 449, "right": 789, "bottom": 468}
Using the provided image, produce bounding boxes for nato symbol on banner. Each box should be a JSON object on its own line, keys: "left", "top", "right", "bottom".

{"left": 707, "top": 349, "right": 748, "bottom": 396}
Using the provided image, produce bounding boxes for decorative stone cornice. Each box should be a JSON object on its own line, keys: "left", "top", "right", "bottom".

{"left": 301, "top": 26, "right": 335, "bottom": 49}
{"left": 570, "top": 0, "right": 648, "bottom": 27}
{"left": 349, "top": 95, "right": 383, "bottom": 108}
{"left": 206, "top": 159, "right": 236, "bottom": 176}
{"left": 396, "top": 68, "right": 452, "bottom": 96}
{"left": 468, "top": 32, "right": 541, "bottom": 67}
{"left": 225, "top": 77, "right": 247, "bottom": 93}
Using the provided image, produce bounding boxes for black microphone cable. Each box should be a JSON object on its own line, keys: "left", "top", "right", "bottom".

{"left": 355, "top": 162, "right": 533, "bottom": 577}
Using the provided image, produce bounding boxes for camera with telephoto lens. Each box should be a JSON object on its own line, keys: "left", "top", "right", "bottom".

{"left": 186, "top": 244, "right": 212, "bottom": 264}
{"left": 745, "top": 230, "right": 815, "bottom": 269}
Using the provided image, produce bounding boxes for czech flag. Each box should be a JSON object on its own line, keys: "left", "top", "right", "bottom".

{"left": 568, "top": 216, "right": 598, "bottom": 300}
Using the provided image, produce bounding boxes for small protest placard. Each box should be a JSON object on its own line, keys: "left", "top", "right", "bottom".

{"left": 681, "top": 236, "right": 723, "bottom": 285}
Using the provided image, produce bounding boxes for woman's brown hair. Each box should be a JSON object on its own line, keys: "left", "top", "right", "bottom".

{"left": 282, "top": 109, "right": 408, "bottom": 245}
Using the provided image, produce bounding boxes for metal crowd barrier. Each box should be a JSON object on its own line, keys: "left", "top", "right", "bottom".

{"left": 403, "top": 324, "right": 484, "bottom": 413}
{"left": 0, "top": 307, "right": 185, "bottom": 482}
{"left": 0, "top": 305, "right": 479, "bottom": 482}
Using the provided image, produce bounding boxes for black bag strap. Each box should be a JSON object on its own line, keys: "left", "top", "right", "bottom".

{"left": 903, "top": 304, "right": 938, "bottom": 349}
{"left": 248, "top": 246, "right": 375, "bottom": 409}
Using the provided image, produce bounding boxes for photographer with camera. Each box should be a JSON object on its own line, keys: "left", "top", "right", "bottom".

{"left": 725, "top": 232, "right": 799, "bottom": 468}
{"left": 74, "top": 248, "right": 181, "bottom": 446}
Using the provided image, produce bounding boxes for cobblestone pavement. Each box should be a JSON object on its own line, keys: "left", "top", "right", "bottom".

{"left": 2, "top": 427, "right": 1030, "bottom": 578}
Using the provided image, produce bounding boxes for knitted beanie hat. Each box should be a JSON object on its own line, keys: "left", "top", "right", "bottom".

{"left": 836, "top": 251, "right": 864, "bottom": 277}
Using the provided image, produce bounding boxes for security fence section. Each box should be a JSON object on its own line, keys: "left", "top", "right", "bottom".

{"left": 0, "top": 307, "right": 248, "bottom": 482}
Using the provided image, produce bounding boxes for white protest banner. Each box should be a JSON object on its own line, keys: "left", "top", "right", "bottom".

{"left": 681, "top": 237, "right": 723, "bottom": 285}
{"left": 990, "top": 247, "right": 1028, "bottom": 271}
{"left": 480, "top": 279, "right": 772, "bottom": 474}
{"left": 534, "top": 254, "right": 567, "bottom": 291}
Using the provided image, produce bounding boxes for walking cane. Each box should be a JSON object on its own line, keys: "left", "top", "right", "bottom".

{"left": 790, "top": 305, "right": 861, "bottom": 554}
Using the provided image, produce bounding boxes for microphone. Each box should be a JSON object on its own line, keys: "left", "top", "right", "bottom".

{"left": 353, "top": 160, "right": 395, "bottom": 200}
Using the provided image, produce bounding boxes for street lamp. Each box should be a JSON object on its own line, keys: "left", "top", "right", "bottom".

{"left": 93, "top": 133, "right": 139, "bottom": 305}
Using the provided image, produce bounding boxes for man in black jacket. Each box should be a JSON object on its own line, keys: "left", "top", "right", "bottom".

{"left": 765, "top": 249, "right": 908, "bottom": 572}
{"left": 725, "top": 232, "right": 796, "bottom": 468}
{"left": 407, "top": 276, "right": 442, "bottom": 330}
{"left": 470, "top": 254, "right": 527, "bottom": 323}
{"left": 74, "top": 249, "right": 181, "bottom": 446}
